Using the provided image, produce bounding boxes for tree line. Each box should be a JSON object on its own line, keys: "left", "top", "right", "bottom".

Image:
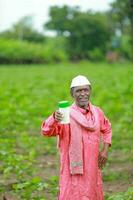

{"left": 0, "top": 0, "right": 133, "bottom": 63}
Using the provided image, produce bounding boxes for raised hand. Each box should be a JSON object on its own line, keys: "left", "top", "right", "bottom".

{"left": 54, "top": 110, "right": 63, "bottom": 122}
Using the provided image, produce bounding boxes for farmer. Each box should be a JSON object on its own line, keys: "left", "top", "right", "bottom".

{"left": 41, "top": 75, "right": 112, "bottom": 200}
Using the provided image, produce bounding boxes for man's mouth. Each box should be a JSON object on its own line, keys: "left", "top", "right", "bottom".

{"left": 79, "top": 98, "right": 88, "bottom": 102}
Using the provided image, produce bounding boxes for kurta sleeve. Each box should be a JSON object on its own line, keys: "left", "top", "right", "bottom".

{"left": 41, "top": 113, "right": 62, "bottom": 137}
{"left": 98, "top": 108, "right": 112, "bottom": 146}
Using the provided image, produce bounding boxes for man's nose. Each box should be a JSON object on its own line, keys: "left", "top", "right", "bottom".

{"left": 81, "top": 90, "right": 85, "bottom": 95}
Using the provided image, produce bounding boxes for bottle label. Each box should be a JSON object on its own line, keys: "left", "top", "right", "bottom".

{"left": 59, "top": 107, "right": 70, "bottom": 124}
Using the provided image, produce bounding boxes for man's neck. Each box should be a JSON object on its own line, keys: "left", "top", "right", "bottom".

{"left": 77, "top": 103, "right": 90, "bottom": 111}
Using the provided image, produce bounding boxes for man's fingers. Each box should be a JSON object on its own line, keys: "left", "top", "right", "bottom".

{"left": 100, "top": 156, "right": 107, "bottom": 163}
{"left": 98, "top": 154, "right": 107, "bottom": 169}
{"left": 55, "top": 111, "right": 63, "bottom": 121}
{"left": 55, "top": 115, "right": 63, "bottom": 121}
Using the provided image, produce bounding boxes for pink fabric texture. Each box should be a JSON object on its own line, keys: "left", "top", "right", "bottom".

{"left": 69, "top": 103, "right": 99, "bottom": 175}
{"left": 41, "top": 103, "right": 112, "bottom": 200}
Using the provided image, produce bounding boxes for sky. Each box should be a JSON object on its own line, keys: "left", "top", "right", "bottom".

{"left": 0, "top": 0, "right": 114, "bottom": 34}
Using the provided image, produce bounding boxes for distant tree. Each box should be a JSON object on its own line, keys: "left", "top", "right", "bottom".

{"left": 110, "top": 0, "right": 133, "bottom": 33}
{"left": 110, "top": 0, "right": 133, "bottom": 56}
{"left": 0, "top": 16, "right": 45, "bottom": 43}
{"left": 45, "top": 5, "right": 80, "bottom": 36}
{"left": 66, "top": 12, "right": 110, "bottom": 59}
{"left": 45, "top": 6, "right": 111, "bottom": 59}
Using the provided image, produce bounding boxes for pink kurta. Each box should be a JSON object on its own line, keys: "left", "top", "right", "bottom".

{"left": 41, "top": 104, "right": 112, "bottom": 200}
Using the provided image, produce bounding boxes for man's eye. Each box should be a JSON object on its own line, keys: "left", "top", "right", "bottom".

{"left": 76, "top": 89, "right": 89, "bottom": 93}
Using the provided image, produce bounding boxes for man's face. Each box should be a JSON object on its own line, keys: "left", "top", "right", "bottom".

{"left": 71, "top": 85, "right": 91, "bottom": 109}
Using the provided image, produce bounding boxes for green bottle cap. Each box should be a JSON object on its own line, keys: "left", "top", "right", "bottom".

{"left": 58, "top": 101, "right": 69, "bottom": 108}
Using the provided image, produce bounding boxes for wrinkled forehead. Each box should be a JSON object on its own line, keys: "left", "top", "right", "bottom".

{"left": 73, "top": 85, "right": 90, "bottom": 91}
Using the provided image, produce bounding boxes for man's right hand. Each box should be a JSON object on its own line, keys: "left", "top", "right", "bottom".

{"left": 54, "top": 110, "right": 63, "bottom": 122}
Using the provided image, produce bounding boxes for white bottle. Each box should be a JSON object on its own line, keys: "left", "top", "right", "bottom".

{"left": 58, "top": 101, "right": 70, "bottom": 124}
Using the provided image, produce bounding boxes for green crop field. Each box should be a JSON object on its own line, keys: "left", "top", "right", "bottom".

{"left": 0, "top": 62, "right": 133, "bottom": 200}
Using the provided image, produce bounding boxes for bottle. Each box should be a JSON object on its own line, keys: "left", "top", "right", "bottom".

{"left": 58, "top": 101, "right": 70, "bottom": 124}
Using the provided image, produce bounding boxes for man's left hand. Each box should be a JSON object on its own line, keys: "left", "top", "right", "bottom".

{"left": 98, "top": 150, "right": 108, "bottom": 169}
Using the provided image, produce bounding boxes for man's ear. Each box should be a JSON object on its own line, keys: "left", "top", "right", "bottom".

{"left": 89, "top": 85, "right": 92, "bottom": 93}
{"left": 70, "top": 88, "right": 74, "bottom": 97}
